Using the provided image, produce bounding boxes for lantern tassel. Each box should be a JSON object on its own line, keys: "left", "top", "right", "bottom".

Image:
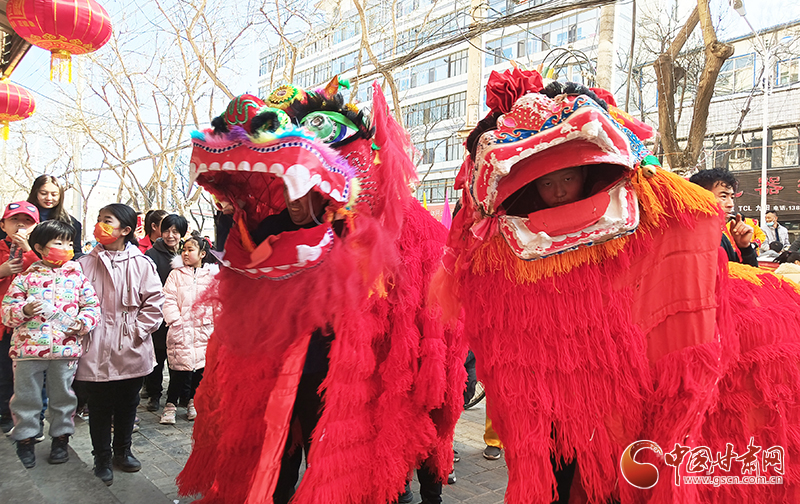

{"left": 2, "top": 121, "right": 8, "bottom": 141}
{"left": 50, "top": 50, "right": 73, "bottom": 83}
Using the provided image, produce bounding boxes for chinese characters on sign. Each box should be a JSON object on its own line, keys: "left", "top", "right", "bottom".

{"left": 620, "top": 438, "right": 785, "bottom": 490}
{"left": 731, "top": 168, "right": 800, "bottom": 215}
{"left": 663, "top": 438, "right": 784, "bottom": 486}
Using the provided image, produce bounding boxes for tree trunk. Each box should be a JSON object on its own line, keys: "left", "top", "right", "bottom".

{"left": 653, "top": 1, "right": 732, "bottom": 172}
{"left": 596, "top": 4, "right": 616, "bottom": 90}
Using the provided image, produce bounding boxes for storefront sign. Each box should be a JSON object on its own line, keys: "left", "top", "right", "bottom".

{"left": 733, "top": 168, "right": 800, "bottom": 220}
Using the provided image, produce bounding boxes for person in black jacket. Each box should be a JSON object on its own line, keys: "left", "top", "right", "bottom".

{"left": 689, "top": 169, "right": 758, "bottom": 267}
{"left": 143, "top": 214, "right": 188, "bottom": 411}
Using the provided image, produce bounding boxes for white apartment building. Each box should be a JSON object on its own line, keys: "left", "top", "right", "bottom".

{"left": 258, "top": 0, "right": 634, "bottom": 218}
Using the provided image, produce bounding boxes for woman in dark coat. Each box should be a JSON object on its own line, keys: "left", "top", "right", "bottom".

{"left": 143, "top": 214, "right": 188, "bottom": 411}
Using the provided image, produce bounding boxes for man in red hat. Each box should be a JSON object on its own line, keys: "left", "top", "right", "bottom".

{"left": 0, "top": 201, "right": 40, "bottom": 435}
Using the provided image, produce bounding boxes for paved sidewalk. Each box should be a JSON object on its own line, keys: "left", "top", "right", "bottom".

{"left": 103, "top": 395, "right": 507, "bottom": 503}
{"left": 7, "top": 388, "right": 508, "bottom": 503}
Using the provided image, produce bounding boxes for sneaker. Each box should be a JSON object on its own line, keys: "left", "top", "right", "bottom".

{"left": 0, "top": 415, "right": 13, "bottom": 435}
{"left": 48, "top": 435, "right": 70, "bottom": 464}
{"left": 75, "top": 405, "right": 89, "bottom": 421}
{"left": 453, "top": 449, "right": 460, "bottom": 463}
{"left": 146, "top": 397, "right": 160, "bottom": 412}
{"left": 113, "top": 448, "right": 142, "bottom": 472}
{"left": 93, "top": 454, "right": 113, "bottom": 485}
{"left": 483, "top": 445, "right": 502, "bottom": 460}
{"left": 160, "top": 403, "right": 176, "bottom": 424}
{"left": 448, "top": 468, "right": 457, "bottom": 485}
{"left": 132, "top": 423, "right": 140, "bottom": 433}
{"left": 34, "top": 423, "right": 45, "bottom": 442}
{"left": 186, "top": 399, "right": 197, "bottom": 421}
{"left": 397, "top": 481, "right": 413, "bottom": 503}
{"left": 16, "top": 437, "right": 36, "bottom": 468}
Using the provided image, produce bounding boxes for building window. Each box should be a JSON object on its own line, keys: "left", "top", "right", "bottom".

{"left": 402, "top": 92, "right": 467, "bottom": 128}
{"left": 446, "top": 135, "right": 463, "bottom": 161}
{"left": 716, "top": 54, "right": 755, "bottom": 95}
{"left": 447, "top": 50, "right": 468, "bottom": 78}
{"left": 517, "top": 40, "right": 527, "bottom": 58}
{"left": 772, "top": 128, "right": 800, "bottom": 168}
{"left": 415, "top": 178, "right": 460, "bottom": 204}
{"left": 777, "top": 58, "right": 800, "bottom": 87}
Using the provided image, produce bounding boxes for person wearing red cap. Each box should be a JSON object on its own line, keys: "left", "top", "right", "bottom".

{"left": 0, "top": 201, "right": 40, "bottom": 436}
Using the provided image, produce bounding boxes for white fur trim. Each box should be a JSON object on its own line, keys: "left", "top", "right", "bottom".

{"left": 171, "top": 254, "right": 185, "bottom": 269}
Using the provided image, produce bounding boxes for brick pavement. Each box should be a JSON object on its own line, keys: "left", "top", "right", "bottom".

{"left": 8, "top": 378, "right": 508, "bottom": 503}
{"left": 88, "top": 394, "right": 507, "bottom": 503}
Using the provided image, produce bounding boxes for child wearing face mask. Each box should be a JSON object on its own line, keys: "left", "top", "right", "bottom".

{"left": 0, "top": 201, "right": 41, "bottom": 436}
{"left": 159, "top": 232, "right": 217, "bottom": 424}
{"left": 75, "top": 203, "right": 164, "bottom": 486}
{"left": 1, "top": 220, "right": 100, "bottom": 469}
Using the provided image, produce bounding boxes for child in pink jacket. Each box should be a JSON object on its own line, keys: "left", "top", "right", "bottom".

{"left": 76, "top": 204, "right": 163, "bottom": 486}
{"left": 160, "top": 232, "right": 217, "bottom": 424}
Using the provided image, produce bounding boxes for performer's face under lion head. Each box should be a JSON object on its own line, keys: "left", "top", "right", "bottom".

{"left": 189, "top": 78, "right": 384, "bottom": 280}
{"left": 460, "top": 70, "right": 654, "bottom": 260}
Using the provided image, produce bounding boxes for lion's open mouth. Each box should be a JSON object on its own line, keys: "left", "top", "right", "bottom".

{"left": 499, "top": 163, "right": 629, "bottom": 217}
{"left": 189, "top": 132, "right": 354, "bottom": 278}
{"left": 469, "top": 94, "right": 643, "bottom": 260}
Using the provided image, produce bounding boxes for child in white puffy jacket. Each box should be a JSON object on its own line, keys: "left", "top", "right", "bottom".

{"left": 160, "top": 232, "right": 217, "bottom": 424}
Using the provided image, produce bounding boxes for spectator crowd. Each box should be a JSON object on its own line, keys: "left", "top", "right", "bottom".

{"left": 0, "top": 174, "right": 217, "bottom": 487}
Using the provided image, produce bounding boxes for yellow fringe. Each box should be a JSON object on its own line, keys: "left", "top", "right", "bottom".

{"left": 631, "top": 168, "right": 719, "bottom": 233}
{"left": 728, "top": 262, "right": 800, "bottom": 296}
{"left": 727, "top": 262, "right": 767, "bottom": 286}
{"left": 469, "top": 166, "right": 721, "bottom": 284}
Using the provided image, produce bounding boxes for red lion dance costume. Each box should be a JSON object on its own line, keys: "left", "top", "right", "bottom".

{"left": 436, "top": 68, "right": 800, "bottom": 503}
{"left": 177, "top": 79, "right": 464, "bottom": 503}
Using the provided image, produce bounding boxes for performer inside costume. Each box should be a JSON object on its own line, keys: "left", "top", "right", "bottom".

{"left": 436, "top": 68, "right": 800, "bottom": 504}
{"left": 177, "top": 79, "right": 465, "bottom": 504}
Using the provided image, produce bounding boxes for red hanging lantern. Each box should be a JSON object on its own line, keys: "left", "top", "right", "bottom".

{"left": 0, "top": 81, "right": 36, "bottom": 140}
{"left": 6, "top": 0, "right": 113, "bottom": 82}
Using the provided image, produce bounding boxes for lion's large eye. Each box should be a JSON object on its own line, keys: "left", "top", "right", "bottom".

{"left": 301, "top": 111, "right": 358, "bottom": 144}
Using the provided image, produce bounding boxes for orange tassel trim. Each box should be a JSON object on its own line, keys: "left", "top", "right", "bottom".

{"left": 469, "top": 166, "right": 720, "bottom": 284}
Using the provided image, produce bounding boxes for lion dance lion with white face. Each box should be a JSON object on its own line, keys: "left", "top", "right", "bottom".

{"left": 437, "top": 68, "right": 800, "bottom": 503}
{"left": 176, "top": 79, "right": 464, "bottom": 504}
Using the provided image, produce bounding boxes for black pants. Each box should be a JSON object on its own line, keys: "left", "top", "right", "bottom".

{"left": 416, "top": 460, "right": 443, "bottom": 504}
{"left": 463, "top": 350, "right": 476, "bottom": 408}
{"left": 272, "top": 371, "right": 326, "bottom": 504}
{"left": 551, "top": 455, "right": 577, "bottom": 503}
{"left": 166, "top": 368, "right": 204, "bottom": 405}
{"left": 0, "top": 335, "right": 12, "bottom": 418}
{"left": 82, "top": 378, "right": 142, "bottom": 458}
{"left": 72, "top": 379, "right": 89, "bottom": 412}
{"left": 144, "top": 346, "right": 168, "bottom": 400}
